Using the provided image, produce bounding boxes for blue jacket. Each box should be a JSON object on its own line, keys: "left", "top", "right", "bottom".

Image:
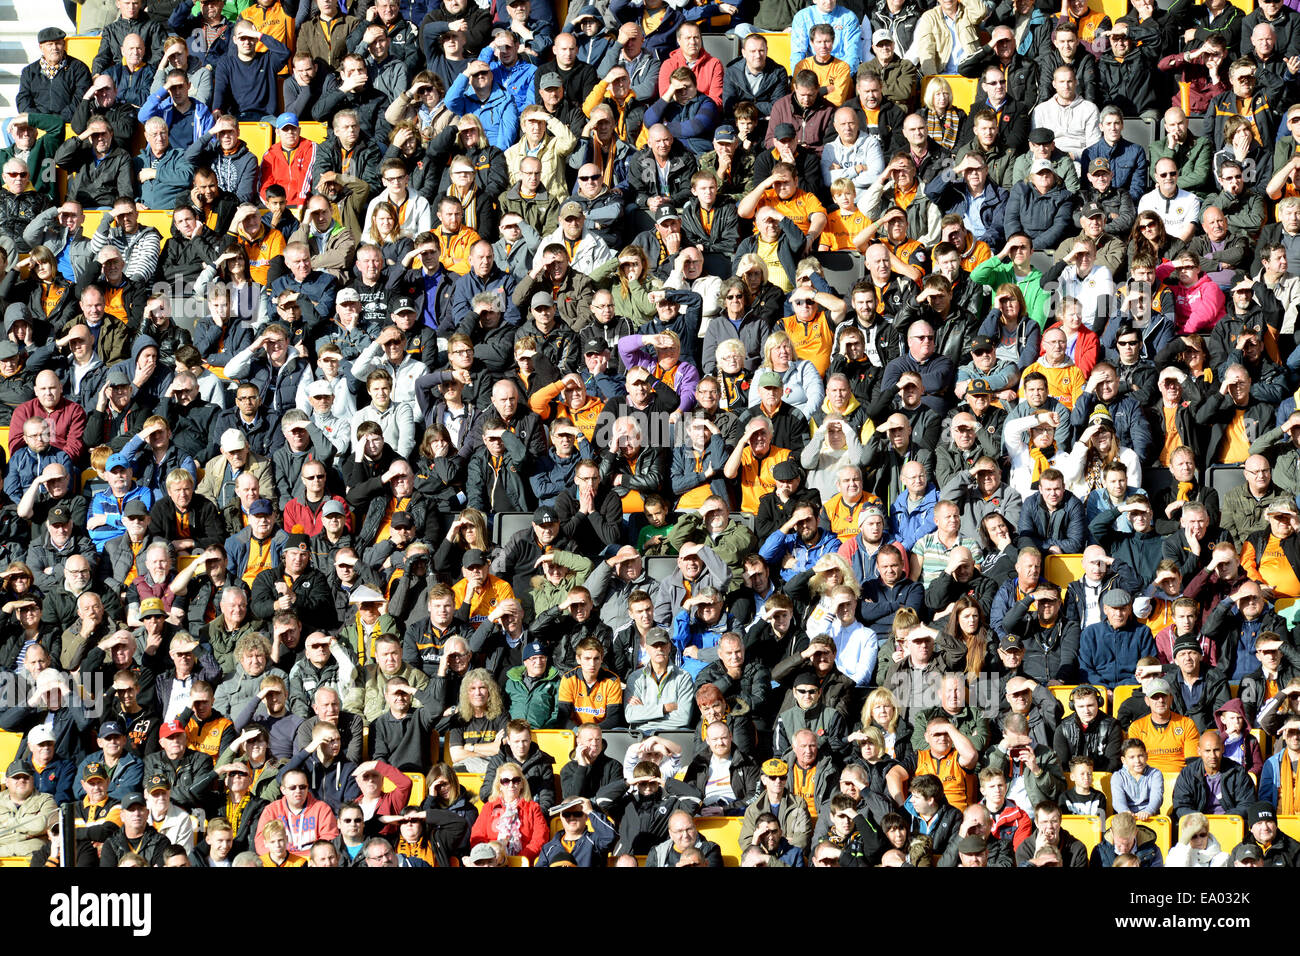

{"left": 1258, "top": 749, "right": 1300, "bottom": 808}
{"left": 445, "top": 70, "right": 521, "bottom": 151}
{"left": 669, "top": 436, "right": 729, "bottom": 504}
{"left": 858, "top": 577, "right": 924, "bottom": 629}
{"left": 1078, "top": 620, "right": 1157, "bottom": 688}
{"left": 33, "top": 757, "right": 76, "bottom": 804}
{"left": 137, "top": 87, "right": 215, "bottom": 153}
{"left": 74, "top": 749, "right": 144, "bottom": 802}
{"left": 1081, "top": 137, "right": 1149, "bottom": 204}
{"left": 134, "top": 144, "right": 195, "bottom": 210}
{"left": 924, "top": 176, "right": 1010, "bottom": 250}
{"left": 89, "top": 484, "right": 155, "bottom": 550}
{"left": 889, "top": 486, "right": 939, "bottom": 552}
{"left": 643, "top": 93, "right": 721, "bottom": 156}
{"left": 535, "top": 809, "right": 618, "bottom": 866}
{"left": 479, "top": 47, "right": 537, "bottom": 115}
{"left": 791, "top": 5, "right": 862, "bottom": 72}
{"left": 1004, "top": 181, "right": 1074, "bottom": 251}
{"left": 672, "top": 608, "right": 730, "bottom": 680}
{"left": 759, "top": 526, "right": 843, "bottom": 582}
{"left": 4, "top": 445, "right": 72, "bottom": 503}
{"left": 1016, "top": 493, "right": 1086, "bottom": 554}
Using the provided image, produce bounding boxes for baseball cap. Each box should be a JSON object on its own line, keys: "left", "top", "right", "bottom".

{"left": 159, "top": 719, "right": 186, "bottom": 739}
{"left": 390, "top": 295, "right": 417, "bottom": 314}
{"left": 98, "top": 721, "right": 125, "bottom": 738}
{"left": 582, "top": 336, "right": 608, "bottom": 354}
{"left": 999, "top": 633, "right": 1024, "bottom": 652}
{"left": 220, "top": 428, "right": 248, "bottom": 452}
{"left": 1142, "top": 678, "right": 1172, "bottom": 698}
{"left": 539, "top": 72, "right": 563, "bottom": 91}
{"left": 762, "top": 758, "right": 789, "bottom": 776}
{"left": 307, "top": 379, "right": 334, "bottom": 398}
{"left": 756, "top": 371, "right": 783, "bottom": 389}
{"left": 713, "top": 124, "right": 737, "bottom": 143}
{"left": 48, "top": 504, "right": 72, "bottom": 524}
{"left": 1268, "top": 500, "right": 1300, "bottom": 517}
{"left": 119, "top": 792, "right": 146, "bottom": 809}
{"left": 522, "top": 641, "right": 547, "bottom": 660}
{"left": 146, "top": 771, "right": 171, "bottom": 792}
{"left": 461, "top": 548, "right": 487, "bottom": 568}
{"left": 969, "top": 334, "right": 995, "bottom": 353}
{"left": 27, "top": 726, "right": 55, "bottom": 747}
{"left": 248, "top": 498, "right": 273, "bottom": 517}
{"left": 1087, "top": 157, "right": 1111, "bottom": 174}
{"left": 468, "top": 843, "right": 498, "bottom": 863}
{"left": 122, "top": 499, "right": 149, "bottom": 518}
{"left": 966, "top": 378, "right": 994, "bottom": 395}
{"left": 81, "top": 762, "right": 108, "bottom": 782}
{"left": 336, "top": 287, "right": 361, "bottom": 304}
{"left": 872, "top": 30, "right": 896, "bottom": 46}
{"left": 348, "top": 584, "right": 385, "bottom": 603}
{"left": 773, "top": 122, "right": 796, "bottom": 140}
{"left": 533, "top": 505, "right": 559, "bottom": 524}
{"left": 0, "top": 341, "right": 23, "bottom": 361}
{"left": 655, "top": 206, "right": 681, "bottom": 224}
{"left": 1230, "top": 843, "right": 1263, "bottom": 863}
{"left": 105, "top": 452, "right": 132, "bottom": 472}
{"left": 558, "top": 200, "right": 583, "bottom": 220}
{"left": 275, "top": 112, "right": 299, "bottom": 129}
{"left": 5, "top": 758, "right": 33, "bottom": 777}
{"left": 1079, "top": 202, "right": 1105, "bottom": 219}
{"left": 389, "top": 512, "right": 414, "bottom": 531}
{"left": 139, "top": 597, "right": 165, "bottom": 619}
{"left": 530, "top": 291, "right": 556, "bottom": 310}
{"left": 1030, "top": 158, "right": 1055, "bottom": 175}
{"left": 645, "top": 627, "right": 672, "bottom": 647}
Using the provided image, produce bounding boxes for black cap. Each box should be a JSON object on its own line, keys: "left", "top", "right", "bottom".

{"left": 37, "top": 26, "right": 66, "bottom": 42}
{"left": 533, "top": 505, "right": 559, "bottom": 524}
{"left": 119, "top": 792, "right": 146, "bottom": 809}
{"left": 1078, "top": 202, "right": 1105, "bottom": 220}
{"left": 966, "top": 378, "right": 994, "bottom": 396}
{"left": 773, "top": 122, "right": 796, "bottom": 140}
{"left": 47, "top": 504, "right": 72, "bottom": 524}
{"left": 389, "top": 294, "right": 417, "bottom": 314}
{"left": 1248, "top": 801, "right": 1276, "bottom": 826}
{"left": 956, "top": 834, "right": 988, "bottom": 854}
{"left": 122, "top": 500, "right": 149, "bottom": 518}
{"left": 462, "top": 548, "right": 487, "bottom": 568}
{"left": 969, "top": 334, "right": 995, "bottom": 353}
{"left": 792, "top": 668, "right": 820, "bottom": 689}
{"left": 582, "top": 336, "right": 608, "bottom": 355}
{"left": 999, "top": 633, "right": 1024, "bottom": 652}
{"left": 5, "top": 758, "right": 34, "bottom": 777}
{"left": 772, "top": 461, "right": 801, "bottom": 482}
{"left": 284, "top": 532, "right": 310, "bottom": 550}
{"left": 389, "top": 512, "right": 415, "bottom": 530}
{"left": 1028, "top": 127, "right": 1054, "bottom": 145}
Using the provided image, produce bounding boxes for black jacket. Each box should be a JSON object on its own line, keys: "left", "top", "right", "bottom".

{"left": 1052, "top": 712, "right": 1124, "bottom": 773}
{"left": 1170, "top": 756, "right": 1258, "bottom": 824}
{"left": 722, "top": 56, "right": 790, "bottom": 115}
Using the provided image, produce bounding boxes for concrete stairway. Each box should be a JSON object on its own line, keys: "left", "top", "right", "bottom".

{"left": 0, "top": 0, "right": 77, "bottom": 111}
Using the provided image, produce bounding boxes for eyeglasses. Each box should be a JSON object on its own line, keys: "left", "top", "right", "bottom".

{"left": 724, "top": 293, "right": 746, "bottom": 300}
{"left": 578, "top": 174, "right": 600, "bottom": 181}
{"left": 794, "top": 687, "right": 819, "bottom": 696}
{"left": 984, "top": 77, "right": 1005, "bottom": 85}
{"left": 911, "top": 334, "right": 934, "bottom": 341}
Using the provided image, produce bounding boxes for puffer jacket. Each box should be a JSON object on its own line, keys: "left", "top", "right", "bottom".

{"left": 1004, "top": 181, "right": 1074, "bottom": 251}
{"left": 1090, "top": 824, "right": 1164, "bottom": 867}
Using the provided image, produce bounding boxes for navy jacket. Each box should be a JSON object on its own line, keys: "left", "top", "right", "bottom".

{"left": 1017, "top": 493, "right": 1086, "bottom": 554}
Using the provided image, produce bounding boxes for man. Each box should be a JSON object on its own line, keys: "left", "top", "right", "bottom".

{"left": 254, "top": 767, "right": 339, "bottom": 855}
{"left": 722, "top": 34, "right": 789, "bottom": 117}
{"left": 646, "top": 809, "right": 723, "bottom": 867}
{"left": 211, "top": 19, "right": 290, "bottom": 120}
{"left": 1128, "top": 678, "right": 1202, "bottom": 774}
{"left": 681, "top": 721, "right": 761, "bottom": 816}
{"left": 1014, "top": 800, "right": 1089, "bottom": 867}
{"left": 1233, "top": 800, "right": 1300, "bottom": 865}
{"left": 0, "top": 758, "right": 55, "bottom": 859}
{"left": 17, "top": 28, "right": 91, "bottom": 124}
{"left": 924, "top": 152, "right": 1008, "bottom": 251}
{"left": 1004, "top": 160, "right": 1074, "bottom": 253}
{"left": 1081, "top": 106, "right": 1150, "bottom": 206}
{"left": 1078, "top": 590, "right": 1158, "bottom": 689}
{"left": 1170, "top": 729, "right": 1257, "bottom": 824}
{"left": 98, "top": 791, "right": 169, "bottom": 866}
{"left": 1032, "top": 65, "right": 1100, "bottom": 164}
{"left": 1140, "top": 163, "right": 1203, "bottom": 245}
{"left": 53, "top": 120, "right": 133, "bottom": 212}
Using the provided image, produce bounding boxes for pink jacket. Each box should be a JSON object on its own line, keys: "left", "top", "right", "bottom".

{"left": 255, "top": 795, "right": 340, "bottom": 854}
{"left": 1156, "top": 262, "right": 1225, "bottom": 334}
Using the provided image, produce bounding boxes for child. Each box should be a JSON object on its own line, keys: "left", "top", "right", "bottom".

{"left": 1136, "top": 559, "right": 1181, "bottom": 636}
{"left": 262, "top": 184, "right": 297, "bottom": 242}
{"left": 880, "top": 811, "right": 910, "bottom": 854}
{"left": 733, "top": 101, "right": 762, "bottom": 161}
{"left": 1215, "top": 699, "right": 1264, "bottom": 776}
{"left": 637, "top": 493, "right": 676, "bottom": 555}
{"left": 826, "top": 793, "right": 860, "bottom": 848}
{"left": 979, "top": 766, "right": 1032, "bottom": 849}
{"left": 1060, "top": 756, "right": 1108, "bottom": 817}
{"left": 1110, "top": 739, "right": 1164, "bottom": 821}
{"left": 820, "top": 178, "right": 870, "bottom": 252}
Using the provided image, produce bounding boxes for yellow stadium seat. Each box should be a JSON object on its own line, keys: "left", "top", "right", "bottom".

{"left": 1278, "top": 815, "right": 1300, "bottom": 842}
{"left": 1251, "top": 727, "right": 1271, "bottom": 758}
{"left": 1044, "top": 553, "right": 1084, "bottom": 588}
{"left": 177, "top": 555, "right": 197, "bottom": 574}
{"left": 1094, "top": 771, "right": 1111, "bottom": 808}
{"left": 532, "top": 729, "right": 574, "bottom": 771}
{"left": 1059, "top": 814, "right": 1103, "bottom": 854}
{"left": 81, "top": 210, "right": 105, "bottom": 235}
{"left": 0, "top": 425, "right": 9, "bottom": 455}
{"left": 66, "top": 36, "right": 100, "bottom": 70}
{"left": 80, "top": 467, "right": 97, "bottom": 487}
{"left": 1227, "top": 0, "right": 1253, "bottom": 11}
{"left": 298, "top": 121, "right": 328, "bottom": 144}
{"left": 1159, "top": 771, "right": 1177, "bottom": 815}
{"left": 0, "top": 731, "right": 20, "bottom": 774}
{"left": 1144, "top": 814, "right": 1172, "bottom": 856}
{"left": 506, "top": 854, "right": 530, "bottom": 866}
{"left": 1050, "top": 684, "right": 1106, "bottom": 716}
{"left": 1204, "top": 814, "right": 1244, "bottom": 850}
{"left": 756, "top": 32, "right": 791, "bottom": 72}
{"left": 0, "top": 856, "right": 28, "bottom": 867}
{"left": 240, "top": 122, "right": 273, "bottom": 162}
{"left": 456, "top": 772, "right": 484, "bottom": 799}
{"left": 1112, "top": 683, "right": 1139, "bottom": 717}
{"left": 1090, "top": 0, "right": 1128, "bottom": 20}
{"left": 381, "top": 771, "right": 426, "bottom": 806}
{"left": 693, "top": 816, "right": 744, "bottom": 866}
{"left": 137, "top": 209, "right": 175, "bottom": 236}
{"left": 921, "top": 74, "right": 979, "bottom": 113}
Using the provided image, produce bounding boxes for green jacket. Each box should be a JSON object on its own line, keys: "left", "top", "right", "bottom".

{"left": 970, "top": 255, "right": 1049, "bottom": 329}
{"left": 0, "top": 791, "right": 55, "bottom": 858}
{"left": 739, "top": 790, "right": 813, "bottom": 851}
{"left": 0, "top": 113, "right": 64, "bottom": 200}
{"left": 1251, "top": 425, "right": 1300, "bottom": 496}
{"left": 668, "top": 512, "right": 759, "bottom": 590}
{"left": 504, "top": 664, "right": 561, "bottom": 729}
{"left": 1219, "top": 483, "right": 1289, "bottom": 545}
{"left": 530, "top": 550, "right": 594, "bottom": 617}
{"left": 1149, "top": 135, "right": 1213, "bottom": 196}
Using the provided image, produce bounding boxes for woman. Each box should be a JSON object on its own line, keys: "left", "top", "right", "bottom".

{"left": 385, "top": 121, "right": 428, "bottom": 176}
{"left": 782, "top": 552, "right": 855, "bottom": 615}
{"left": 433, "top": 506, "right": 491, "bottom": 579}
{"left": 195, "top": 243, "right": 270, "bottom": 328}
{"left": 447, "top": 668, "right": 509, "bottom": 773}
{"left": 415, "top": 426, "right": 469, "bottom": 535}
{"left": 944, "top": 595, "right": 993, "bottom": 683}
{"left": 736, "top": 254, "right": 784, "bottom": 331}
{"left": 860, "top": 687, "right": 916, "bottom": 769}
{"left": 469, "top": 760, "right": 548, "bottom": 862}
{"left": 1213, "top": 114, "right": 1273, "bottom": 194}
{"left": 0, "top": 246, "right": 72, "bottom": 332}
{"left": 807, "top": 583, "right": 876, "bottom": 687}
{"left": 749, "top": 330, "right": 825, "bottom": 418}
{"left": 800, "top": 412, "right": 867, "bottom": 501}
{"left": 217, "top": 725, "right": 284, "bottom": 802}
{"left": 977, "top": 511, "right": 1018, "bottom": 580}
{"left": 848, "top": 725, "right": 909, "bottom": 805}
{"left": 0, "top": 562, "right": 40, "bottom": 606}
{"left": 703, "top": 276, "right": 774, "bottom": 375}
{"left": 366, "top": 200, "right": 413, "bottom": 267}
{"left": 423, "top": 761, "right": 478, "bottom": 852}
{"left": 978, "top": 283, "right": 1041, "bottom": 372}
{"left": 384, "top": 71, "right": 455, "bottom": 142}
{"left": 613, "top": 245, "right": 661, "bottom": 327}
{"left": 920, "top": 76, "right": 965, "bottom": 152}
{"left": 1127, "top": 211, "right": 1178, "bottom": 266}
{"left": 712, "top": 337, "right": 752, "bottom": 411}
{"left": 1166, "top": 812, "right": 1229, "bottom": 867}
{"left": 1057, "top": 411, "right": 1142, "bottom": 500}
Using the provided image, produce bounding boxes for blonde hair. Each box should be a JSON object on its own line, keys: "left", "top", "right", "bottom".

{"left": 810, "top": 553, "right": 857, "bottom": 599}
{"left": 861, "top": 688, "right": 902, "bottom": 734}
{"left": 714, "top": 337, "right": 746, "bottom": 368}
{"left": 736, "top": 253, "right": 768, "bottom": 284}
{"left": 487, "top": 761, "right": 533, "bottom": 801}
{"left": 761, "top": 330, "right": 796, "bottom": 369}
{"left": 923, "top": 75, "right": 953, "bottom": 111}
{"left": 457, "top": 667, "right": 504, "bottom": 721}
{"left": 1178, "top": 812, "right": 1209, "bottom": 845}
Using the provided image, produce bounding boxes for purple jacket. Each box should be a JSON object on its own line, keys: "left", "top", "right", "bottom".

{"left": 616, "top": 334, "right": 701, "bottom": 411}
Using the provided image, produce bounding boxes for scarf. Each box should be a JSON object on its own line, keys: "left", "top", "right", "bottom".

{"left": 1280, "top": 753, "right": 1299, "bottom": 815}
{"left": 1177, "top": 481, "right": 1196, "bottom": 502}
{"left": 926, "top": 107, "right": 961, "bottom": 151}
{"left": 1084, "top": 455, "right": 1106, "bottom": 492}
{"left": 1029, "top": 445, "right": 1055, "bottom": 486}
{"left": 494, "top": 801, "right": 524, "bottom": 854}
{"left": 718, "top": 369, "right": 750, "bottom": 410}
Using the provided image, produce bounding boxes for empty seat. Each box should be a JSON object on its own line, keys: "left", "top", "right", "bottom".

{"left": 645, "top": 555, "right": 679, "bottom": 582}
{"left": 298, "top": 121, "right": 329, "bottom": 144}
{"left": 693, "top": 815, "right": 745, "bottom": 865}
{"left": 1204, "top": 814, "right": 1245, "bottom": 850}
{"left": 66, "top": 35, "right": 100, "bottom": 69}
{"left": 1143, "top": 814, "right": 1172, "bottom": 856}
{"left": 1043, "top": 553, "right": 1084, "bottom": 588}
{"left": 754, "top": 32, "right": 791, "bottom": 71}
{"left": 1122, "top": 117, "right": 1153, "bottom": 150}
{"left": 701, "top": 33, "right": 738, "bottom": 65}
{"left": 532, "top": 729, "right": 575, "bottom": 771}
{"left": 1059, "top": 814, "right": 1104, "bottom": 854}
{"left": 1208, "top": 465, "right": 1245, "bottom": 495}
{"left": 492, "top": 511, "right": 534, "bottom": 547}
{"left": 815, "top": 250, "right": 865, "bottom": 296}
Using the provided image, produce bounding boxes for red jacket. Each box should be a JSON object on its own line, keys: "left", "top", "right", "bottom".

{"left": 259, "top": 140, "right": 317, "bottom": 206}
{"left": 470, "top": 797, "right": 548, "bottom": 861}
{"left": 282, "top": 494, "right": 352, "bottom": 536}
{"left": 657, "top": 50, "right": 723, "bottom": 106}
{"left": 9, "top": 396, "right": 88, "bottom": 464}
{"left": 1044, "top": 321, "right": 1100, "bottom": 378}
